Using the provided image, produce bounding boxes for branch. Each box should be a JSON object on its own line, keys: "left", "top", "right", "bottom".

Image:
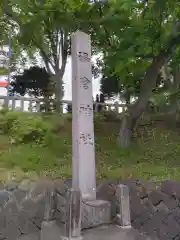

{"left": 43, "top": 19, "right": 58, "bottom": 66}
{"left": 59, "top": 30, "right": 68, "bottom": 76}
{"left": 43, "top": 56, "right": 53, "bottom": 75}
{"left": 3, "top": 4, "right": 56, "bottom": 71}
{"left": 97, "top": 3, "right": 155, "bottom": 60}
{"left": 31, "top": 38, "right": 55, "bottom": 70}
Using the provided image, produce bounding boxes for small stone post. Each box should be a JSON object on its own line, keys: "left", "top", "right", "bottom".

{"left": 64, "top": 188, "right": 82, "bottom": 240}
{"left": 71, "top": 31, "right": 96, "bottom": 200}
{"left": 116, "top": 184, "right": 131, "bottom": 228}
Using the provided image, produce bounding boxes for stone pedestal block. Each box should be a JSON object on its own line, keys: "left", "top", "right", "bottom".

{"left": 82, "top": 200, "right": 111, "bottom": 229}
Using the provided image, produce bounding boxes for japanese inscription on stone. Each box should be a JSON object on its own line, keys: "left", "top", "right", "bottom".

{"left": 79, "top": 104, "right": 92, "bottom": 116}
{"left": 79, "top": 133, "right": 94, "bottom": 146}
{"left": 78, "top": 52, "right": 90, "bottom": 62}
{"left": 80, "top": 77, "right": 91, "bottom": 90}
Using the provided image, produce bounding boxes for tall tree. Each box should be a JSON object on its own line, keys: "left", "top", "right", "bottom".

{"left": 0, "top": 0, "right": 85, "bottom": 112}
{"left": 92, "top": 0, "right": 180, "bottom": 147}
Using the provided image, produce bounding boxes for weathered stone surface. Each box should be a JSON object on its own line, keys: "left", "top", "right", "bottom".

{"left": 161, "top": 180, "right": 180, "bottom": 198}
{"left": 1, "top": 179, "right": 180, "bottom": 239}
{"left": 2, "top": 220, "right": 21, "bottom": 239}
{"left": 29, "top": 180, "right": 50, "bottom": 199}
{"left": 5, "top": 182, "right": 19, "bottom": 192}
{"left": 13, "top": 189, "right": 27, "bottom": 203}
{"left": 16, "top": 231, "right": 40, "bottom": 240}
{"left": 54, "top": 180, "right": 68, "bottom": 195}
{"left": 82, "top": 200, "right": 111, "bottom": 229}
{"left": 83, "top": 224, "right": 153, "bottom": 240}
{"left": 116, "top": 184, "right": 131, "bottom": 227}
{"left": 40, "top": 221, "right": 62, "bottom": 240}
{"left": 64, "top": 179, "right": 72, "bottom": 188}
{"left": 0, "top": 190, "right": 11, "bottom": 205}
{"left": 19, "top": 180, "right": 31, "bottom": 191}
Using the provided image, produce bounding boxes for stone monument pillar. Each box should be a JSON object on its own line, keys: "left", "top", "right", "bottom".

{"left": 71, "top": 31, "right": 96, "bottom": 200}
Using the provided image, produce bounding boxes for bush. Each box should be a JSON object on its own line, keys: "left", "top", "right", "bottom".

{"left": 0, "top": 110, "right": 52, "bottom": 144}
{"left": 94, "top": 113, "right": 106, "bottom": 123}
{"left": 0, "top": 111, "right": 20, "bottom": 133}
{"left": 94, "top": 111, "right": 121, "bottom": 123}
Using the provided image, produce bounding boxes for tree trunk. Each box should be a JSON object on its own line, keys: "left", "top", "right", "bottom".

{"left": 53, "top": 71, "right": 64, "bottom": 113}
{"left": 43, "top": 93, "right": 50, "bottom": 112}
{"left": 118, "top": 52, "right": 171, "bottom": 147}
{"left": 169, "top": 66, "right": 180, "bottom": 124}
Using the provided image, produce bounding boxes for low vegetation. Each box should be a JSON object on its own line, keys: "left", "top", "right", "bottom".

{"left": 0, "top": 109, "right": 179, "bottom": 183}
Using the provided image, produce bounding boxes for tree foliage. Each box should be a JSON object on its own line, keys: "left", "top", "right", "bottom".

{"left": 10, "top": 66, "right": 52, "bottom": 98}
{"left": 10, "top": 66, "right": 54, "bottom": 111}
{"left": 2, "top": 0, "right": 180, "bottom": 146}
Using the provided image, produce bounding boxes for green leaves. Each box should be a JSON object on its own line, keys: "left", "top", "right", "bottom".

{"left": 96, "top": 0, "right": 180, "bottom": 99}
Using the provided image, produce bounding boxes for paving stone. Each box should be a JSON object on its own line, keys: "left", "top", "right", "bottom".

{"left": 163, "top": 213, "right": 180, "bottom": 239}
{"left": 54, "top": 209, "right": 65, "bottom": 224}
{"left": 174, "top": 234, "right": 180, "bottom": 240}
{"left": 19, "top": 180, "right": 31, "bottom": 191}
{"left": 133, "top": 182, "right": 148, "bottom": 199}
{"left": 156, "top": 225, "right": 171, "bottom": 240}
{"left": 149, "top": 190, "right": 178, "bottom": 210}
{"left": 64, "top": 178, "right": 72, "bottom": 188}
{"left": 34, "top": 197, "right": 45, "bottom": 219}
{"left": 13, "top": 210, "right": 38, "bottom": 234}
{"left": 142, "top": 199, "right": 157, "bottom": 214}
{"left": 148, "top": 190, "right": 164, "bottom": 206}
{"left": 2, "top": 220, "right": 21, "bottom": 240}
{"left": 21, "top": 198, "right": 39, "bottom": 218}
{"left": 3, "top": 199, "right": 20, "bottom": 222}
{"left": 16, "top": 231, "right": 40, "bottom": 240}
{"left": 0, "top": 190, "right": 11, "bottom": 205}
{"left": 0, "top": 233, "right": 5, "bottom": 240}
{"left": 164, "top": 197, "right": 179, "bottom": 210}
{"left": 129, "top": 196, "right": 146, "bottom": 221}
{"left": 97, "top": 182, "right": 118, "bottom": 219}
{"left": 97, "top": 181, "right": 116, "bottom": 203}
{"left": 53, "top": 180, "right": 68, "bottom": 195}
{"left": 156, "top": 202, "right": 169, "bottom": 213}
{"left": 29, "top": 180, "right": 51, "bottom": 199}
{"left": 5, "top": 182, "right": 19, "bottom": 192}
{"left": 161, "top": 180, "right": 180, "bottom": 199}
{"left": 141, "top": 210, "right": 168, "bottom": 234}
{"left": 171, "top": 207, "right": 180, "bottom": 225}
{"left": 13, "top": 189, "right": 27, "bottom": 203}
{"left": 31, "top": 217, "right": 42, "bottom": 229}
{"left": 132, "top": 208, "right": 153, "bottom": 229}
{"left": 56, "top": 193, "right": 66, "bottom": 209}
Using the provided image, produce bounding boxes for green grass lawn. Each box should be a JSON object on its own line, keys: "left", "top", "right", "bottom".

{"left": 0, "top": 113, "right": 180, "bottom": 183}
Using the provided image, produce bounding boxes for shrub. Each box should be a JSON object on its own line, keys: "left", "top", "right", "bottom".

{"left": 0, "top": 110, "right": 52, "bottom": 144}
{"left": 94, "top": 113, "right": 106, "bottom": 123}
{"left": 0, "top": 110, "right": 20, "bottom": 133}
{"left": 11, "top": 114, "right": 51, "bottom": 143}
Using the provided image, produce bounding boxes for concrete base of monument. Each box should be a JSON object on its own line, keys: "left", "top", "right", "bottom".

{"left": 82, "top": 199, "right": 111, "bottom": 229}
{"left": 82, "top": 224, "right": 152, "bottom": 240}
